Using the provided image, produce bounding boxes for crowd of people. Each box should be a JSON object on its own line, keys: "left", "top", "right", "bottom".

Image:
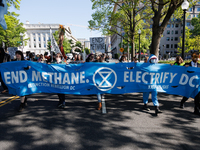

{"left": 0, "top": 47, "right": 200, "bottom": 117}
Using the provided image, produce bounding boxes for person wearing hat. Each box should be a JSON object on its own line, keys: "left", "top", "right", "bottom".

{"left": 180, "top": 52, "right": 200, "bottom": 115}
{"left": 143, "top": 54, "right": 162, "bottom": 116}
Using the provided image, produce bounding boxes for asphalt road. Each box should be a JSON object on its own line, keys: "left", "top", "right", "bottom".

{"left": 0, "top": 86, "right": 200, "bottom": 150}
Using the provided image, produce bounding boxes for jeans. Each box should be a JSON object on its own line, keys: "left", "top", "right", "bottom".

{"left": 143, "top": 91, "right": 159, "bottom": 106}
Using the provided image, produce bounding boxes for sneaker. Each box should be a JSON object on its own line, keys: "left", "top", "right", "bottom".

{"left": 143, "top": 104, "right": 150, "bottom": 111}
{"left": 57, "top": 103, "right": 65, "bottom": 109}
{"left": 179, "top": 103, "right": 184, "bottom": 109}
{"left": 18, "top": 103, "right": 25, "bottom": 112}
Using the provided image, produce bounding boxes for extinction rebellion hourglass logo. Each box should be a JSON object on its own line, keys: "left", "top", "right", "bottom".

{"left": 93, "top": 67, "right": 117, "bottom": 91}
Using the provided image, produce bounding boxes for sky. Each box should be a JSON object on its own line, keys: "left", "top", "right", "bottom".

{"left": 9, "top": 0, "right": 103, "bottom": 40}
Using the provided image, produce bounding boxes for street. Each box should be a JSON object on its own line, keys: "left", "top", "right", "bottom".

{"left": 0, "top": 86, "right": 200, "bottom": 150}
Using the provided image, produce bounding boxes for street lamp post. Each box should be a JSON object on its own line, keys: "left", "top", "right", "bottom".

{"left": 181, "top": 0, "right": 189, "bottom": 60}
{"left": 138, "top": 29, "right": 141, "bottom": 62}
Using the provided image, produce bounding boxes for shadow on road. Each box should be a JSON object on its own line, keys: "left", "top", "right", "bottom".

{"left": 0, "top": 91, "right": 200, "bottom": 150}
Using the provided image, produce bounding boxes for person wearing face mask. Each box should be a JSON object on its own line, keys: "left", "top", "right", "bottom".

{"left": 52, "top": 53, "right": 66, "bottom": 109}
{"left": 0, "top": 47, "right": 11, "bottom": 93}
{"left": 180, "top": 52, "right": 200, "bottom": 116}
{"left": 142, "top": 54, "right": 162, "bottom": 116}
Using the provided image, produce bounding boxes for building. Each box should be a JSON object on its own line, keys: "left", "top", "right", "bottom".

{"left": 111, "top": 1, "right": 200, "bottom": 58}
{"left": 77, "top": 38, "right": 90, "bottom": 49}
{"left": 21, "top": 21, "right": 78, "bottom": 54}
{"left": 160, "top": 2, "right": 200, "bottom": 57}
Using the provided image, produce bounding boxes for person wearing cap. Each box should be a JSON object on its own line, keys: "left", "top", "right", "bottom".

{"left": 180, "top": 52, "right": 200, "bottom": 115}
{"left": 143, "top": 54, "right": 162, "bottom": 116}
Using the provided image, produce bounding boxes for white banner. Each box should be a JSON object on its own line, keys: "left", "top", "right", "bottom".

{"left": 50, "top": 28, "right": 61, "bottom": 54}
{"left": 90, "top": 37, "right": 105, "bottom": 53}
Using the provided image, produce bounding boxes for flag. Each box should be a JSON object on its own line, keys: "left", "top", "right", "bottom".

{"left": 0, "top": 0, "right": 8, "bottom": 30}
{"left": 50, "top": 28, "right": 61, "bottom": 54}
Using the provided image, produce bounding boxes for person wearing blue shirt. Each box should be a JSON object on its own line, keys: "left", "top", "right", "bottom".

{"left": 143, "top": 54, "right": 162, "bottom": 116}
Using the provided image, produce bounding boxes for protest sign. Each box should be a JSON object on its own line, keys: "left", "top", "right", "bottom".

{"left": 0, "top": 61, "right": 200, "bottom": 98}
{"left": 90, "top": 37, "right": 105, "bottom": 53}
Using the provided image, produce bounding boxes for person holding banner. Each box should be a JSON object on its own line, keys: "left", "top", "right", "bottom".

{"left": 143, "top": 54, "right": 162, "bottom": 116}
{"left": 13, "top": 51, "right": 28, "bottom": 111}
{"left": 174, "top": 56, "right": 185, "bottom": 66}
{"left": 0, "top": 47, "right": 11, "bottom": 93}
{"left": 86, "top": 53, "right": 102, "bottom": 110}
{"left": 180, "top": 52, "right": 200, "bottom": 115}
{"left": 52, "top": 53, "right": 67, "bottom": 109}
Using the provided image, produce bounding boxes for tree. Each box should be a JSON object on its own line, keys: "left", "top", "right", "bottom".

{"left": 191, "top": 14, "right": 200, "bottom": 36}
{"left": 75, "top": 41, "right": 82, "bottom": 49}
{"left": 177, "top": 27, "right": 194, "bottom": 53}
{"left": 84, "top": 47, "right": 90, "bottom": 55}
{"left": 89, "top": 0, "right": 153, "bottom": 61}
{"left": 6, "top": 0, "right": 21, "bottom": 9}
{"left": 0, "top": 13, "right": 27, "bottom": 50}
{"left": 47, "top": 31, "right": 72, "bottom": 54}
{"left": 149, "top": 0, "right": 196, "bottom": 56}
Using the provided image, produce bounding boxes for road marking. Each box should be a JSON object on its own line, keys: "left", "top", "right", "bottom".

{"left": 101, "top": 95, "right": 107, "bottom": 114}
{"left": 0, "top": 96, "right": 19, "bottom": 107}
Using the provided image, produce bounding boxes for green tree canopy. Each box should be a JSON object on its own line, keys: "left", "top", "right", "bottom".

{"left": 191, "top": 14, "right": 200, "bottom": 36}
{"left": 0, "top": 12, "right": 27, "bottom": 50}
{"left": 89, "top": 0, "right": 152, "bottom": 61}
{"left": 84, "top": 48, "right": 90, "bottom": 55}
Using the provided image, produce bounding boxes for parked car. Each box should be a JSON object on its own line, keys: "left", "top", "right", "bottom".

{"left": 66, "top": 53, "right": 73, "bottom": 60}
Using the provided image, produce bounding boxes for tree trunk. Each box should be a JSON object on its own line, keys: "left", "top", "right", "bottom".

{"left": 151, "top": 27, "right": 163, "bottom": 57}
{"left": 130, "top": 34, "right": 135, "bottom": 62}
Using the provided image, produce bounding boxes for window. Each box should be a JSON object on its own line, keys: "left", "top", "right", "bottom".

{"left": 34, "top": 37, "right": 36, "bottom": 41}
{"left": 193, "top": 15, "right": 195, "bottom": 17}
{"left": 143, "top": 19, "right": 146, "bottom": 23}
{"left": 175, "top": 30, "right": 178, "bottom": 34}
{"left": 166, "top": 37, "right": 170, "bottom": 41}
{"left": 171, "top": 31, "right": 174, "bottom": 35}
{"left": 171, "top": 37, "right": 173, "bottom": 41}
{"left": 150, "top": 24, "right": 153, "bottom": 28}
{"left": 167, "top": 24, "right": 170, "bottom": 28}
{"left": 174, "top": 44, "right": 178, "bottom": 48}
{"left": 171, "top": 44, "right": 173, "bottom": 48}
{"left": 175, "top": 37, "right": 178, "bottom": 41}
{"left": 33, "top": 33, "right": 35, "bottom": 35}
{"left": 49, "top": 37, "right": 50, "bottom": 41}
{"left": 167, "top": 30, "right": 170, "bottom": 34}
{"left": 189, "top": 8, "right": 192, "bottom": 12}
{"left": 39, "top": 37, "right": 41, "bottom": 41}
{"left": 39, "top": 44, "right": 41, "bottom": 48}
{"left": 44, "top": 37, "right": 45, "bottom": 41}
{"left": 29, "top": 44, "right": 31, "bottom": 48}
{"left": 44, "top": 44, "right": 46, "bottom": 48}
{"left": 197, "top": 8, "right": 200, "bottom": 11}
{"left": 171, "top": 24, "right": 174, "bottom": 28}
{"left": 186, "top": 22, "right": 190, "bottom": 26}
{"left": 175, "top": 24, "right": 179, "bottom": 28}
{"left": 34, "top": 43, "right": 36, "bottom": 48}
{"left": 166, "top": 44, "right": 169, "bottom": 48}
